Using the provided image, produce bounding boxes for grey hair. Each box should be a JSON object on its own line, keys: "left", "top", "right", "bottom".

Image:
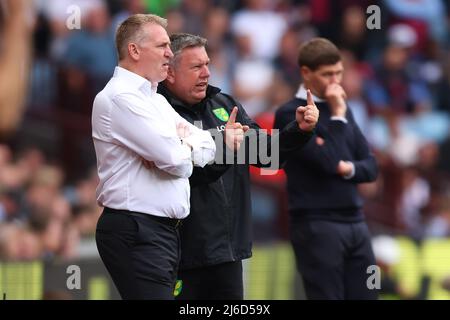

{"left": 169, "top": 33, "right": 207, "bottom": 65}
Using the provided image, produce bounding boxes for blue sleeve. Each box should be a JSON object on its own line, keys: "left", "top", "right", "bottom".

{"left": 347, "top": 110, "right": 378, "bottom": 183}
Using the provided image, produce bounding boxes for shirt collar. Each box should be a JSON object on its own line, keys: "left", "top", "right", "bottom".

{"left": 295, "top": 84, "right": 325, "bottom": 102}
{"left": 113, "top": 66, "right": 158, "bottom": 96}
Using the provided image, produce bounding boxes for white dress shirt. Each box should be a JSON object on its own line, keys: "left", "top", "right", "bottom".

{"left": 92, "top": 66, "right": 216, "bottom": 219}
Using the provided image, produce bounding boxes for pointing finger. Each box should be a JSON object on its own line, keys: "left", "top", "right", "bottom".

{"left": 306, "top": 89, "right": 315, "bottom": 106}
{"left": 227, "top": 106, "right": 238, "bottom": 125}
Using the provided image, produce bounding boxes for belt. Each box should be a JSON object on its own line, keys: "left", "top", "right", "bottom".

{"left": 104, "top": 207, "right": 183, "bottom": 229}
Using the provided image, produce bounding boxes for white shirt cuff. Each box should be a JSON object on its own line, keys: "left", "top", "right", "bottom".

{"left": 182, "top": 131, "right": 216, "bottom": 167}
{"left": 330, "top": 116, "right": 348, "bottom": 124}
{"left": 343, "top": 161, "right": 355, "bottom": 179}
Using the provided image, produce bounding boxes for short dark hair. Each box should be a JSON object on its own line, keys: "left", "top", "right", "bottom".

{"left": 169, "top": 33, "right": 207, "bottom": 65}
{"left": 297, "top": 38, "right": 341, "bottom": 70}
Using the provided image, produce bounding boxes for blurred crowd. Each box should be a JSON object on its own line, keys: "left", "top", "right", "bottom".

{"left": 2, "top": 0, "right": 450, "bottom": 261}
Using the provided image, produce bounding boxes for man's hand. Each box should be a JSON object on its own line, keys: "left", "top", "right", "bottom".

{"left": 224, "top": 106, "right": 249, "bottom": 151}
{"left": 324, "top": 84, "right": 347, "bottom": 117}
{"left": 176, "top": 122, "right": 191, "bottom": 139}
{"left": 176, "top": 122, "right": 194, "bottom": 151}
{"left": 337, "top": 160, "right": 353, "bottom": 178}
{"left": 296, "top": 89, "right": 319, "bottom": 132}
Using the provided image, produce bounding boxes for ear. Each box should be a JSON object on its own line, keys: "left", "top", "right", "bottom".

{"left": 300, "top": 66, "right": 311, "bottom": 82}
{"left": 128, "top": 43, "right": 140, "bottom": 61}
{"left": 166, "top": 65, "right": 176, "bottom": 84}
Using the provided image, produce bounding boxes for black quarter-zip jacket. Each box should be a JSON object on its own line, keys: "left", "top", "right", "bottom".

{"left": 158, "top": 84, "right": 313, "bottom": 269}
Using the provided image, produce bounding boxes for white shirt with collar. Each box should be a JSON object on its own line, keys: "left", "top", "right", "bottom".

{"left": 92, "top": 66, "right": 216, "bottom": 219}
{"left": 295, "top": 85, "right": 355, "bottom": 179}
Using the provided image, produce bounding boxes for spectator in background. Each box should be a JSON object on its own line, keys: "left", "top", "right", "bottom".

{"left": 0, "top": 223, "right": 41, "bottom": 260}
{"left": 177, "top": 0, "right": 210, "bottom": 35}
{"left": 111, "top": 0, "right": 148, "bottom": 32}
{"left": 28, "top": 12, "right": 58, "bottom": 109}
{"left": 398, "top": 166, "right": 430, "bottom": 238}
{"left": 231, "top": 33, "right": 275, "bottom": 117}
{"left": 423, "top": 192, "right": 450, "bottom": 238}
{"left": 365, "top": 24, "right": 432, "bottom": 115}
{"left": 340, "top": 50, "right": 371, "bottom": 136}
{"left": 383, "top": 0, "right": 448, "bottom": 45}
{"left": 231, "top": 0, "right": 287, "bottom": 61}
{"left": 0, "top": 0, "right": 32, "bottom": 137}
{"left": 336, "top": 6, "right": 371, "bottom": 61}
{"left": 40, "top": 0, "right": 94, "bottom": 60}
{"left": 165, "top": 8, "right": 186, "bottom": 35}
{"left": 274, "top": 38, "right": 378, "bottom": 300}
{"left": 371, "top": 235, "right": 415, "bottom": 299}
{"left": 273, "top": 26, "right": 306, "bottom": 92}
{"left": 61, "top": 0, "right": 117, "bottom": 94}
{"left": 202, "top": 6, "right": 233, "bottom": 94}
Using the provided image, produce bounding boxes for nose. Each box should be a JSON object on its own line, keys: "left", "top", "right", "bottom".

{"left": 330, "top": 72, "right": 342, "bottom": 84}
{"left": 165, "top": 47, "right": 174, "bottom": 58}
{"left": 330, "top": 75, "right": 338, "bottom": 84}
{"left": 201, "top": 65, "right": 210, "bottom": 78}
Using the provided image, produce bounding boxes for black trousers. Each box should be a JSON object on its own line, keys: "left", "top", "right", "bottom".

{"left": 96, "top": 207, "right": 182, "bottom": 300}
{"left": 176, "top": 261, "right": 243, "bottom": 300}
{"left": 290, "top": 218, "right": 378, "bottom": 300}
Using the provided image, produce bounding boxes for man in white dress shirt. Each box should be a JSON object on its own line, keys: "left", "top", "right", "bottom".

{"left": 91, "top": 14, "right": 216, "bottom": 300}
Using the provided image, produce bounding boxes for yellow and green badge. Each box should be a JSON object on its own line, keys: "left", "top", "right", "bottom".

{"left": 173, "top": 279, "right": 183, "bottom": 297}
{"left": 212, "top": 108, "right": 229, "bottom": 122}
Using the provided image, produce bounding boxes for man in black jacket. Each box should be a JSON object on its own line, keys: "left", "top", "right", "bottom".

{"left": 158, "top": 33, "right": 318, "bottom": 300}
{"left": 274, "top": 38, "right": 378, "bottom": 300}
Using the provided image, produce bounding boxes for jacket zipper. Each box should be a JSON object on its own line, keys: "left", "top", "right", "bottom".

{"left": 219, "top": 177, "right": 229, "bottom": 206}
{"left": 219, "top": 176, "right": 235, "bottom": 261}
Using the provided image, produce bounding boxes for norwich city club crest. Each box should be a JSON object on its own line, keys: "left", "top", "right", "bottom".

{"left": 173, "top": 280, "right": 183, "bottom": 297}
{"left": 212, "top": 108, "right": 229, "bottom": 122}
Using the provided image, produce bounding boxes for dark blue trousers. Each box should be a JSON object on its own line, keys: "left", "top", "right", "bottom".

{"left": 290, "top": 218, "right": 378, "bottom": 300}
{"left": 96, "top": 207, "right": 181, "bottom": 300}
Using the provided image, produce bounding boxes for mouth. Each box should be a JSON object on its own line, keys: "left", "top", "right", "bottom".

{"left": 196, "top": 82, "right": 208, "bottom": 89}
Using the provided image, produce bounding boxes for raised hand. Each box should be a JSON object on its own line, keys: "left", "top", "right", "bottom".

{"left": 296, "top": 89, "right": 319, "bottom": 132}
{"left": 324, "top": 84, "right": 347, "bottom": 117}
{"left": 224, "top": 106, "right": 249, "bottom": 151}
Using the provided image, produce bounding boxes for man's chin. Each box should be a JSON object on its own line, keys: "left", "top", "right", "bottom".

{"left": 197, "top": 93, "right": 207, "bottom": 101}
{"left": 189, "top": 93, "right": 206, "bottom": 104}
{"left": 155, "top": 73, "right": 168, "bottom": 83}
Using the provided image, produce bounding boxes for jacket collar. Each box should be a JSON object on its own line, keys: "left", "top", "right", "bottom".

{"left": 158, "top": 83, "right": 221, "bottom": 113}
